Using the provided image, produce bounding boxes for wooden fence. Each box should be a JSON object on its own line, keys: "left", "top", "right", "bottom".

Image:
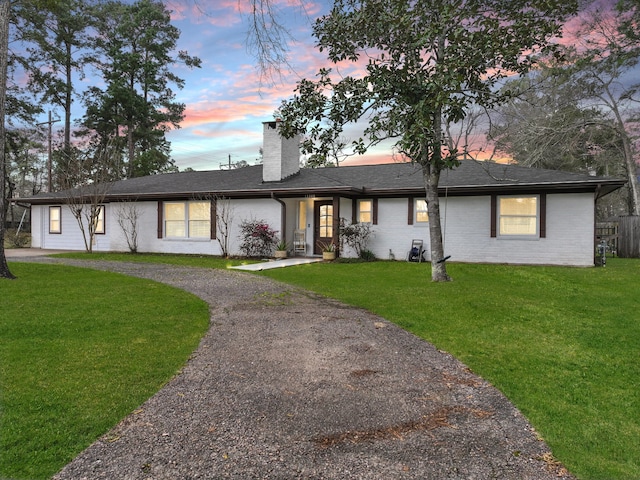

{"left": 617, "top": 216, "right": 640, "bottom": 258}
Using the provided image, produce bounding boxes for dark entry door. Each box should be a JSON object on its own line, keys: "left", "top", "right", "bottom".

{"left": 314, "top": 200, "right": 334, "bottom": 254}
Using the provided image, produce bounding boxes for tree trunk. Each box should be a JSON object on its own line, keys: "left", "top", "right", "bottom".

{"left": 621, "top": 132, "right": 639, "bottom": 216}
{"left": 423, "top": 163, "right": 451, "bottom": 282}
{"left": 610, "top": 98, "right": 640, "bottom": 215}
{"left": 0, "top": 0, "right": 15, "bottom": 279}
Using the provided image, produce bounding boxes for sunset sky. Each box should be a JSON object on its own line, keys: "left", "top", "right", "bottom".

{"left": 35, "top": 0, "right": 616, "bottom": 172}
{"left": 159, "top": 0, "right": 345, "bottom": 171}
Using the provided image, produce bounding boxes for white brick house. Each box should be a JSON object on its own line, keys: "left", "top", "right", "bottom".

{"left": 24, "top": 121, "right": 625, "bottom": 266}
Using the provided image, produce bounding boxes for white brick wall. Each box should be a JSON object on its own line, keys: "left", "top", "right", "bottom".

{"left": 361, "top": 193, "right": 595, "bottom": 266}
{"left": 31, "top": 192, "right": 596, "bottom": 266}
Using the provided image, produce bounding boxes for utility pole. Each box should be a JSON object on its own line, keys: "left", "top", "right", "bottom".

{"left": 37, "top": 111, "right": 60, "bottom": 192}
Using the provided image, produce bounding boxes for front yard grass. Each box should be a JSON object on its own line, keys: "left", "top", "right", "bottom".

{"left": 260, "top": 258, "right": 640, "bottom": 480}
{"left": 3, "top": 253, "right": 638, "bottom": 479}
{"left": 0, "top": 262, "right": 210, "bottom": 480}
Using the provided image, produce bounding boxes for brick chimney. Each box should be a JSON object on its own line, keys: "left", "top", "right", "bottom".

{"left": 262, "top": 120, "right": 300, "bottom": 182}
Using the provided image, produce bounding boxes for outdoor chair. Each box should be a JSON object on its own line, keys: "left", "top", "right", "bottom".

{"left": 293, "top": 230, "right": 306, "bottom": 256}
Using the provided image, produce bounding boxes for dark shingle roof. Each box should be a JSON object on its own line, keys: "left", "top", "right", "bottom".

{"left": 23, "top": 160, "right": 626, "bottom": 204}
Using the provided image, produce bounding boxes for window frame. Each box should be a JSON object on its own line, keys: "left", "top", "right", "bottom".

{"left": 49, "top": 206, "right": 62, "bottom": 234}
{"left": 163, "top": 201, "right": 212, "bottom": 239}
{"left": 497, "top": 194, "right": 540, "bottom": 238}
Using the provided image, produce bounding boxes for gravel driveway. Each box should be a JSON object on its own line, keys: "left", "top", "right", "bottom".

{"left": 13, "top": 255, "right": 574, "bottom": 479}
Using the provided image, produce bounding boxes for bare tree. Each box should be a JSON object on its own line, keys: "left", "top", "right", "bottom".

{"left": 60, "top": 146, "right": 116, "bottom": 253}
{"left": 116, "top": 201, "right": 140, "bottom": 253}
{"left": 213, "top": 195, "right": 234, "bottom": 258}
{"left": 567, "top": 5, "right": 640, "bottom": 214}
{"left": 64, "top": 184, "right": 110, "bottom": 253}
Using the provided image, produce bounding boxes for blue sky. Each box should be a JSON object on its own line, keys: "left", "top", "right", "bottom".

{"left": 29, "top": 0, "right": 621, "bottom": 172}
{"left": 160, "top": 0, "right": 345, "bottom": 171}
{"left": 160, "top": 0, "right": 610, "bottom": 172}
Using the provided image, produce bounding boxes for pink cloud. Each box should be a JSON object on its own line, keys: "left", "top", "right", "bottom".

{"left": 182, "top": 99, "right": 276, "bottom": 128}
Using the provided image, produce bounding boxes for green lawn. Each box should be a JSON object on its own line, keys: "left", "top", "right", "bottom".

{"left": 260, "top": 259, "right": 640, "bottom": 480}
{"left": 2, "top": 254, "right": 638, "bottom": 479}
{"left": 0, "top": 262, "right": 210, "bottom": 480}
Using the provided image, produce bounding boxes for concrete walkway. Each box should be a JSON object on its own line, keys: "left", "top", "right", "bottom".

{"left": 230, "top": 257, "right": 323, "bottom": 271}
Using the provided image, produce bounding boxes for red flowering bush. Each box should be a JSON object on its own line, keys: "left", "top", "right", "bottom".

{"left": 239, "top": 219, "right": 278, "bottom": 257}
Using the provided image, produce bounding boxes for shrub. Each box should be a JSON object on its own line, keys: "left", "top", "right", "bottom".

{"left": 359, "top": 249, "right": 377, "bottom": 262}
{"left": 339, "top": 218, "right": 373, "bottom": 257}
{"left": 5, "top": 229, "right": 30, "bottom": 248}
{"left": 238, "top": 219, "right": 278, "bottom": 257}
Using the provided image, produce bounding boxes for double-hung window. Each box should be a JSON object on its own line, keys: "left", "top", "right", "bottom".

{"left": 498, "top": 196, "right": 539, "bottom": 237}
{"left": 358, "top": 200, "right": 372, "bottom": 223}
{"left": 49, "top": 206, "right": 61, "bottom": 234}
{"left": 416, "top": 199, "right": 429, "bottom": 223}
{"left": 164, "top": 201, "right": 211, "bottom": 238}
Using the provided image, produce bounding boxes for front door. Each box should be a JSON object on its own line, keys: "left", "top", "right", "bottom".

{"left": 314, "top": 200, "right": 334, "bottom": 255}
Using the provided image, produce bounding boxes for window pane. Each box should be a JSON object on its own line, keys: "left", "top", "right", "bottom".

{"left": 165, "top": 221, "right": 186, "bottom": 237}
{"left": 500, "top": 197, "right": 536, "bottom": 215}
{"left": 189, "top": 202, "right": 209, "bottom": 220}
{"left": 359, "top": 212, "right": 372, "bottom": 223}
{"left": 416, "top": 211, "right": 429, "bottom": 223}
{"left": 165, "top": 203, "right": 185, "bottom": 220}
{"left": 500, "top": 217, "right": 537, "bottom": 235}
{"left": 189, "top": 220, "right": 210, "bottom": 238}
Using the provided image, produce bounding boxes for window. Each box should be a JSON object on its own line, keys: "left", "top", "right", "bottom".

{"left": 188, "top": 202, "right": 210, "bottom": 238}
{"left": 498, "top": 196, "right": 538, "bottom": 236}
{"left": 93, "top": 206, "right": 105, "bottom": 234}
{"left": 298, "top": 200, "right": 307, "bottom": 230}
{"left": 416, "top": 199, "right": 429, "bottom": 223}
{"left": 358, "top": 200, "right": 372, "bottom": 223}
{"left": 164, "top": 201, "right": 210, "bottom": 238}
{"left": 49, "top": 206, "right": 61, "bottom": 234}
{"left": 318, "top": 203, "right": 333, "bottom": 238}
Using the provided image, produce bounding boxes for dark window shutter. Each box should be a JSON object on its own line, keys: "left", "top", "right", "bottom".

{"left": 490, "top": 195, "right": 497, "bottom": 238}
{"left": 210, "top": 199, "right": 217, "bottom": 240}
{"left": 372, "top": 198, "right": 378, "bottom": 225}
{"left": 157, "top": 201, "right": 163, "bottom": 239}
{"left": 352, "top": 198, "right": 357, "bottom": 224}
{"left": 539, "top": 193, "right": 546, "bottom": 238}
{"left": 408, "top": 197, "right": 414, "bottom": 225}
{"left": 332, "top": 196, "right": 340, "bottom": 245}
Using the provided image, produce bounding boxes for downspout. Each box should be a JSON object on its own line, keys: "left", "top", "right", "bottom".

{"left": 272, "top": 193, "right": 286, "bottom": 242}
